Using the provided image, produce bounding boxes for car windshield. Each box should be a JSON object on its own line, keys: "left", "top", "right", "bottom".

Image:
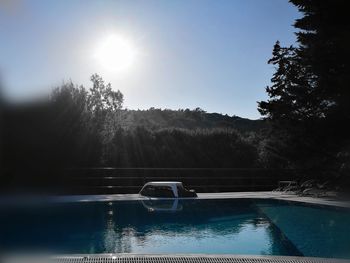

{"left": 141, "top": 185, "right": 175, "bottom": 198}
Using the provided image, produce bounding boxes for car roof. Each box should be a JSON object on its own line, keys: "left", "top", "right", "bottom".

{"left": 144, "top": 181, "right": 182, "bottom": 186}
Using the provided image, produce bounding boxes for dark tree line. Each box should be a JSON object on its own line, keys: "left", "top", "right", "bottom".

{"left": 258, "top": 0, "right": 350, "bottom": 171}
{"left": 1, "top": 74, "right": 262, "bottom": 170}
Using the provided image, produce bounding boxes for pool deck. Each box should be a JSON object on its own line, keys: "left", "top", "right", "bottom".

{"left": 18, "top": 191, "right": 348, "bottom": 208}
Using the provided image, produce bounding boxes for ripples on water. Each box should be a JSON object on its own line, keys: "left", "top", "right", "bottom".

{"left": 0, "top": 199, "right": 350, "bottom": 258}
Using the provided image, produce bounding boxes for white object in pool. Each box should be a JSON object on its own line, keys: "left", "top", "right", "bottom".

{"left": 139, "top": 181, "right": 197, "bottom": 198}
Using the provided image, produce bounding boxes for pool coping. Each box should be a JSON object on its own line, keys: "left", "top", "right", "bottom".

{"left": 1, "top": 191, "right": 348, "bottom": 208}
{"left": 46, "top": 191, "right": 350, "bottom": 208}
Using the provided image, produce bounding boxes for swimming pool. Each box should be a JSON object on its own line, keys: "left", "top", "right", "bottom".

{"left": 0, "top": 198, "right": 350, "bottom": 258}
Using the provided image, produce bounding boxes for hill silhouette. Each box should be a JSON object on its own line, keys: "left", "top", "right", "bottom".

{"left": 120, "top": 108, "right": 265, "bottom": 133}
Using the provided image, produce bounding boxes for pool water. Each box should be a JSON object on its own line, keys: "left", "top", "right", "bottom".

{"left": 0, "top": 199, "right": 350, "bottom": 258}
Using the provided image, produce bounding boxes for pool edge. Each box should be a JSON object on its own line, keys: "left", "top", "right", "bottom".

{"left": 3, "top": 191, "right": 345, "bottom": 208}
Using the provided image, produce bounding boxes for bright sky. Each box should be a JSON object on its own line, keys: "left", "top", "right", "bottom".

{"left": 0, "top": 0, "right": 299, "bottom": 119}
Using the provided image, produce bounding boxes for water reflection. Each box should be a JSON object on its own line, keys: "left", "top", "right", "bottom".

{"left": 141, "top": 199, "right": 183, "bottom": 212}
{"left": 0, "top": 199, "right": 349, "bottom": 258}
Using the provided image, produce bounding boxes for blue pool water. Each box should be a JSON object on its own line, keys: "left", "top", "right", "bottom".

{"left": 0, "top": 198, "right": 350, "bottom": 258}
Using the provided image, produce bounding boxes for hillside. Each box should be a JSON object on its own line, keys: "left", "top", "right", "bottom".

{"left": 120, "top": 108, "right": 265, "bottom": 133}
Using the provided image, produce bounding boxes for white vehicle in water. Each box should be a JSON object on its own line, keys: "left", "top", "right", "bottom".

{"left": 139, "top": 181, "right": 197, "bottom": 198}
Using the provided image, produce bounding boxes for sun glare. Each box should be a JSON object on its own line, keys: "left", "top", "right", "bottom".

{"left": 95, "top": 34, "right": 137, "bottom": 72}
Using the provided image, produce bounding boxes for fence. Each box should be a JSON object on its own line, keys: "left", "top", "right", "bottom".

{"left": 1, "top": 167, "right": 330, "bottom": 195}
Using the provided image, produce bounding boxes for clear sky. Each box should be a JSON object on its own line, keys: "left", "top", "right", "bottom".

{"left": 0, "top": 0, "right": 300, "bottom": 119}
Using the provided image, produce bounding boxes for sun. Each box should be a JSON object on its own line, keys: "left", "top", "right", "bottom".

{"left": 95, "top": 34, "right": 137, "bottom": 72}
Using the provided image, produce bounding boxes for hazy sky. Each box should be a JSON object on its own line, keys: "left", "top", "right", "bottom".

{"left": 0, "top": 0, "right": 299, "bottom": 119}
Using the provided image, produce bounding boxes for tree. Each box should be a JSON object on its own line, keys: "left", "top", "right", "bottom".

{"left": 258, "top": 0, "right": 350, "bottom": 169}
{"left": 89, "top": 74, "right": 123, "bottom": 113}
{"left": 49, "top": 74, "right": 125, "bottom": 165}
{"left": 258, "top": 41, "right": 312, "bottom": 121}
{"left": 86, "top": 74, "right": 124, "bottom": 163}
{"left": 292, "top": 0, "right": 350, "bottom": 122}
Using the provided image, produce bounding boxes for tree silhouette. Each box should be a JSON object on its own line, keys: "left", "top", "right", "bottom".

{"left": 258, "top": 0, "right": 350, "bottom": 169}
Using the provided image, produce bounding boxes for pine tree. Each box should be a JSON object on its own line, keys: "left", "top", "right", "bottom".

{"left": 258, "top": 0, "right": 350, "bottom": 168}
{"left": 258, "top": 41, "right": 314, "bottom": 121}
{"left": 292, "top": 0, "right": 350, "bottom": 122}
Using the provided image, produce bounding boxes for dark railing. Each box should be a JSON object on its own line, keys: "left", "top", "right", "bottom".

{"left": 1, "top": 167, "right": 334, "bottom": 195}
